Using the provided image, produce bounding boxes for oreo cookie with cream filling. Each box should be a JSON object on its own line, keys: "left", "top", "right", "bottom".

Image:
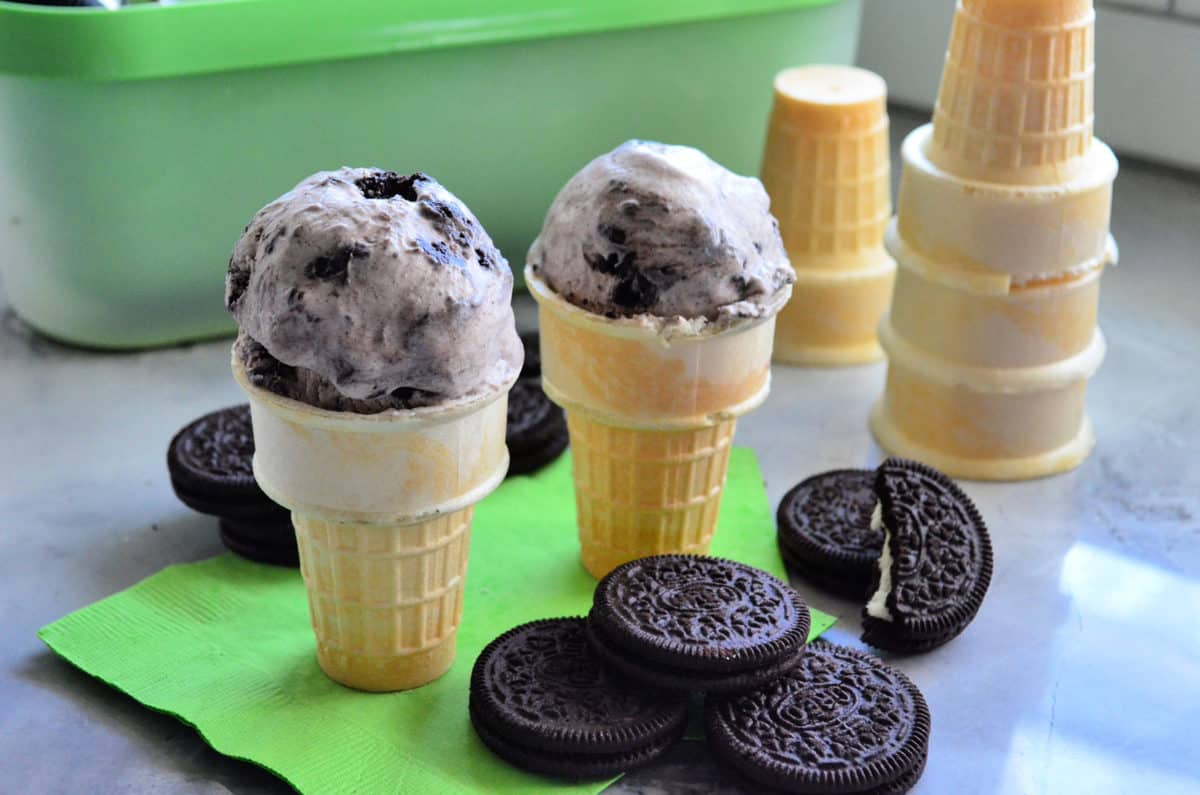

{"left": 862, "top": 458, "right": 993, "bottom": 653}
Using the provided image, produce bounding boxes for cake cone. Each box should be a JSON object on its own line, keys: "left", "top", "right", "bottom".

{"left": 761, "top": 65, "right": 896, "bottom": 365}
{"left": 526, "top": 268, "right": 784, "bottom": 579}
{"left": 871, "top": 219, "right": 1110, "bottom": 481}
{"left": 233, "top": 355, "right": 512, "bottom": 691}
{"left": 929, "top": 0, "right": 1095, "bottom": 185}
{"left": 870, "top": 318, "right": 1104, "bottom": 481}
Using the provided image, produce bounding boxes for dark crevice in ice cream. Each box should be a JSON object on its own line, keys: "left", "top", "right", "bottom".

{"left": 304, "top": 244, "right": 366, "bottom": 285}
{"left": 354, "top": 170, "right": 424, "bottom": 201}
{"left": 226, "top": 167, "right": 522, "bottom": 413}
{"left": 528, "top": 140, "right": 794, "bottom": 324}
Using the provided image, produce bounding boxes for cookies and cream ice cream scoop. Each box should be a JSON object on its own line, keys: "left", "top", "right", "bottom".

{"left": 226, "top": 167, "right": 521, "bottom": 412}
{"left": 528, "top": 140, "right": 794, "bottom": 325}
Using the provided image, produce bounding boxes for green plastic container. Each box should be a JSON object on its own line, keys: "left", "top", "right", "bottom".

{"left": 0, "top": 0, "right": 861, "bottom": 348}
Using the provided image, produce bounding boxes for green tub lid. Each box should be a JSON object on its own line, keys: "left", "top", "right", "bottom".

{"left": 0, "top": 0, "right": 843, "bottom": 81}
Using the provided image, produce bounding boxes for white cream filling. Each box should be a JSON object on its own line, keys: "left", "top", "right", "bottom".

{"left": 865, "top": 502, "right": 894, "bottom": 621}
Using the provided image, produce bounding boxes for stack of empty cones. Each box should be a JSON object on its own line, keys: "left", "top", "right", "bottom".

{"left": 870, "top": 0, "right": 1118, "bottom": 480}
{"left": 762, "top": 65, "right": 896, "bottom": 365}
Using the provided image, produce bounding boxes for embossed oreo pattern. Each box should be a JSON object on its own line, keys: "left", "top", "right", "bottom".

{"left": 470, "top": 618, "right": 688, "bottom": 754}
{"left": 167, "top": 404, "right": 288, "bottom": 522}
{"left": 867, "top": 458, "right": 993, "bottom": 650}
{"left": 174, "top": 405, "right": 257, "bottom": 486}
{"left": 592, "top": 556, "right": 809, "bottom": 674}
{"left": 779, "top": 470, "right": 881, "bottom": 561}
{"left": 706, "top": 643, "right": 930, "bottom": 794}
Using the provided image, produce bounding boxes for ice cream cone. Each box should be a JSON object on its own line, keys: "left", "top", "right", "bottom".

{"left": 761, "top": 65, "right": 895, "bottom": 365}
{"left": 896, "top": 125, "right": 1116, "bottom": 285}
{"left": 770, "top": 263, "right": 896, "bottom": 365}
{"left": 929, "top": 0, "right": 1095, "bottom": 185}
{"left": 886, "top": 226, "right": 1104, "bottom": 368}
{"left": 872, "top": 220, "right": 1107, "bottom": 480}
{"left": 233, "top": 355, "right": 511, "bottom": 691}
{"left": 870, "top": 317, "right": 1105, "bottom": 481}
{"left": 526, "top": 268, "right": 784, "bottom": 578}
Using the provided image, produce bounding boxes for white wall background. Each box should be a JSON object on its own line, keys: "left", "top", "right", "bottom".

{"left": 858, "top": 0, "right": 1200, "bottom": 170}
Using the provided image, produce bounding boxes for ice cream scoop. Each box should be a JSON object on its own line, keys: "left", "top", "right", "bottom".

{"left": 226, "top": 167, "right": 522, "bottom": 412}
{"left": 528, "top": 140, "right": 794, "bottom": 326}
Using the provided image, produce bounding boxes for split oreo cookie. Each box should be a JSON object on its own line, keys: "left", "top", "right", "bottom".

{"left": 862, "top": 458, "right": 993, "bottom": 653}
{"left": 776, "top": 469, "right": 883, "bottom": 600}
{"left": 469, "top": 617, "right": 688, "bottom": 779}
{"left": 167, "top": 404, "right": 297, "bottom": 567}
{"left": 586, "top": 555, "right": 811, "bottom": 693}
{"left": 505, "top": 378, "right": 568, "bottom": 477}
{"left": 706, "top": 642, "right": 930, "bottom": 794}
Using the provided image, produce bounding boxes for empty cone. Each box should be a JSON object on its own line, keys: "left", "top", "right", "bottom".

{"left": 929, "top": 0, "right": 1095, "bottom": 185}
{"left": 762, "top": 65, "right": 896, "bottom": 365}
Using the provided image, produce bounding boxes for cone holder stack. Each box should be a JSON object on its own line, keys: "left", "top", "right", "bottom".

{"left": 870, "top": 0, "right": 1118, "bottom": 481}
{"left": 761, "top": 65, "right": 896, "bottom": 365}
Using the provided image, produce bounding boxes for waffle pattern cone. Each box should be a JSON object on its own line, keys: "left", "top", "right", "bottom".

{"left": 293, "top": 508, "right": 472, "bottom": 692}
{"left": 567, "top": 414, "right": 735, "bottom": 579}
{"left": 762, "top": 65, "right": 891, "bottom": 270}
{"left": 761, "top": 65, "right": 896, "bottom": 365}
{"left": 930, "top": 0, "right": 1095, "bottom": 184}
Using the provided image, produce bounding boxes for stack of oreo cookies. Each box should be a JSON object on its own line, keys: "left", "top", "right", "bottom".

{"left": 471, "top": 554, "right": 933, "bottom": 792}
{"left": 166, "top": 404, "right": 299, "bottom": 567}
{"left": 777, "top": 458, "right": 994, "bottom": 653}
{"left": 505, "top": 331, "right": 568, "bottom": 477}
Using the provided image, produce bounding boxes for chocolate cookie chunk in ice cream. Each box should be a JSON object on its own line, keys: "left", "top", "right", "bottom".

{"left": 226, "top": 167, "right": 522, "bottom": 412}
{"left": 527, "top": 140, "right": 794, "bottom": 326}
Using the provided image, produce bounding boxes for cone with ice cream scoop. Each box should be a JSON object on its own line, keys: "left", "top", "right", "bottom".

{"left": 225, "top": 167, "right": 522, "bottom": 690}
{"left": 526, "top": 141, "right": 794, "bottom": 578}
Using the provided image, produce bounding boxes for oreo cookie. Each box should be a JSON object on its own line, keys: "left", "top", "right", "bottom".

{"left": 862, "top": 458, "right": 993, "bottom": 653}
{"left": 469, "top": 618, "right": 688, "bottom": 779}
{"left": 167, "top": 404, "right": 285, "bottom": 520}
{"left": 505, "top": 379, "right": 567, "bottom": 477}
{"left": 519, "top": 330, "right": 541, "bottom": 378}
{"left": 706, "top": 642, "right": 930, "bottom": 794}
{"left": 586, "top": 555, "right": 810, "bottom": 693}
{"left": 776, "top": 469, "right": 882, "bottom": 600}
{"left": 167, "top": 404, "right": 297, "bottom": 567}
{"left": 219, "top": 518, "right": 299, "bottom": 568}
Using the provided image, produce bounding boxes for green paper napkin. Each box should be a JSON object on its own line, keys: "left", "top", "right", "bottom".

{"left": 40, "top": 448, "right": 835, "bottom": 794}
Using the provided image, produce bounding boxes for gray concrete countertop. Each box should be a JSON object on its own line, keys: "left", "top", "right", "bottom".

{"left": 1, "top": 109, "right": 1198, "bottom": 794}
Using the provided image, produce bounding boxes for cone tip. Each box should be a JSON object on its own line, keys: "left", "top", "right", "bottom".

{"left": 773, "top": 65, "right": 887, "bottom": 109}
{"left": 962, "top": 0, "right": 1094, "bottom": 29}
